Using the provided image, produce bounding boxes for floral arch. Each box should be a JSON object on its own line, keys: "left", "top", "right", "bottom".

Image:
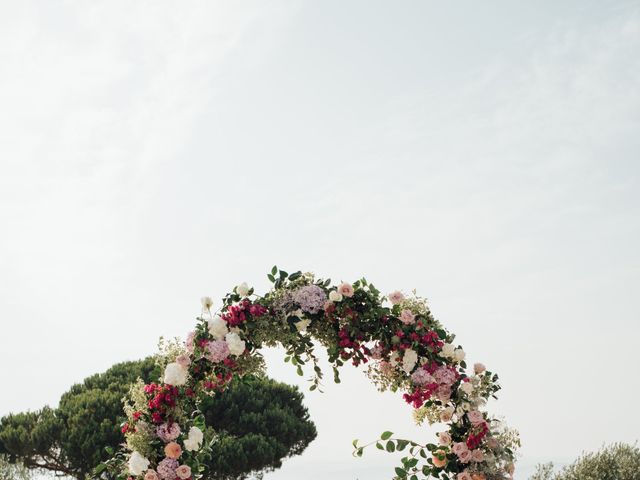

{"left": 99, "top": 268, "right": 519, "bottom": 480}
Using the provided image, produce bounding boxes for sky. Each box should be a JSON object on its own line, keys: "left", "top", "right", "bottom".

{"left": 1, "top": 1, "right": 639, "bottom": 478}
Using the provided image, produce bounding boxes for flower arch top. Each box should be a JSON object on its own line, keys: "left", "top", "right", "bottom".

{"left": 101, "top": 268, "right": 518, "bottom": 480}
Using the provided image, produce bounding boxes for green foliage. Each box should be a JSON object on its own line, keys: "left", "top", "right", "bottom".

{"left": 0, "top": 359, "right": 316, "bottom": 480}
{"left": 530, "top": 443, "right": 640, "bottom": 480}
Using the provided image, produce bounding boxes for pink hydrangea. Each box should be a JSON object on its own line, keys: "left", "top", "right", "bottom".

{"left": 433, "top": 365, "right": 457, "bottom": 385}
{"left": 156, "top": 458, "right": 178, "bottom": 480}
{"left": 411, "top": 369, "right": 434, "bottom": 386}
{"left": 156, "top": 422, "right": 181, "bottom": 442}
{"left": 206, "top": 340, "right": 230, "bottom": 363}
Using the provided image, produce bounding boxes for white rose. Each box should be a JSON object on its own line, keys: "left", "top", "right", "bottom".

{"left": 295, "top": 319, "right": 312, "bottom": 332}
{"left": 454, "top": 348, "right": 466, "bottom": 362}
{"left": 208, "top": 315, "right": 229, "bottom": 340}
{"left": 164, "top": 362, "right": 188, "bottom": 386}
{"left": 237, "top": 282, "right": 250, "bottom": 297}
{"left": 460, "top": 382, "right": 474, "bottom": 395}
{"left": 440, "top": 343, "right": 455, "bottom": 358}
{"left": 440, "top": 406, "right": 454, "bottom": 423}
{"left": 128, "top": 451, "right": 150, "bottom": 475}
{"left": 183, "top": 426, "right": 204, "bottom": 451}
{"left": 329, "top": 290, "right": 343, "bottom": 302}
{"left": 225, "top": 332, "right": 246, "bottom": 356}
{"left": 402, "top": 349, "right": 418, "bottom": 374}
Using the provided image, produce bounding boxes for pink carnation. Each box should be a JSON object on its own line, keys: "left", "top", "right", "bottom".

{"left": 206, "top": 340, "right": 230, "bottom": 363}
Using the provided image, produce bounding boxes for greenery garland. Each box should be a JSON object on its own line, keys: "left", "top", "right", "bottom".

{"left": 98, "top": 267, "right": 519, "bottom": 480}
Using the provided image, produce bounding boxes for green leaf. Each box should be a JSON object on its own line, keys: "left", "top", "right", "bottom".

{"left": 381, "top": 431, "right": 393, "bottom": 440}
{"left": 394, "top": 467, "right": 406, "bottom": 477}
{"left": 386, "top": 440, "right": 396, "bottom": 452}
{"left": 376, "top": 442, "right": 384, "bottom": 450}
{"left": 94, "top": 464, "right": 107, "bottom": 475}
{"left": 271, "top": 265, "right": 278, "bottom": 275}
{"left": 267, "top": 274, "right": 275, "bottom": 282}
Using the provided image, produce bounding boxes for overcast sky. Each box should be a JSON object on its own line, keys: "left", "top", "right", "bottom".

{"left": 1, "top": 1, "right": 639, "bottom": 479}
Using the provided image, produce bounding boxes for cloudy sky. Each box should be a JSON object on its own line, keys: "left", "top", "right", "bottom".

{"left": 1, "top": 1, "right": 639, "bottom": 478}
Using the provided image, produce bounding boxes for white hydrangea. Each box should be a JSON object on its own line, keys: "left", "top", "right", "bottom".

{"left": 183, "top": 426, "right": 204, "bottom": 451}
{"left": 128, "top": 451, "right": 150, "bottom": 475}
{"left": 163, "top": 362, "right": 188, "bottom": 386}
{"left": 402, "top": 349, "right": 418, "bottom": 374}
{"left": 208, "top": 315, "right": 229, "bottom": 340}
{"left": 225, "top": 332, "right": 246, "bottom": 356}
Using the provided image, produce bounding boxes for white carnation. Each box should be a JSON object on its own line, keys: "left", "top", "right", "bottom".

{"left": 295, "top": 319, "right": 312, "bottom": 332}
{"left": 208, "top": 315, "right": 229, "bottom": 340}
{"left": 225, "top": 332, "right": 246, "bottom": 356}
{"left": 164, "top": 362, "right": 188, "bottom": 386}
{"left": 402, "top": 349, "right": 418, "bottom": 374}
{"left": 184, "top": 426, "right": 204, "bottom": 451}
{"left": 329, "top": 290, "right": 343, "bottom": 302}
{"left": 454, "top": 348, "right": 466, "bottom": 362}
{"left": 237, "top": 282, "right": 250, "bottom": 297}
{"left": 128, "top": 451, "right": 150, "bottom": 475}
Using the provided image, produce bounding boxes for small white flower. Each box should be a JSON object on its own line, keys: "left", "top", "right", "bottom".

{"left": 389, "top": 351, "right": 401, "bottom": 367}
{"left": 402, "top": 349, "right": 418, "bottom": 374}
{"left": 164, "top": 362, "right": 188, "bottom": 386}
{"left": 329, "top": 290, "right": 343, "bottom": 302}
{"left": 454, "top": 348, "right": 466, "bottom": 362}
{"left": 128, "top": 451, "right": 150, "bottom": 475}
{"left": 237, "top": 282, "right": 250, "bottom": 297}
{"left": 440, "top": 406, "right": 454, "bottom": 423}
{"left": 295, "top": 318, "right": 312, "bottom": 332}
{"left": 201, "top": 296, "right": 213, "bottom": 311}
{"left": 208, "top": 315, "right": 229, "bottom": 340}
{"left": 225, "top": 332, "right": 246, "bottom": 356}
{"left": 184, "top": 426, "right": 204, "bottom": 451}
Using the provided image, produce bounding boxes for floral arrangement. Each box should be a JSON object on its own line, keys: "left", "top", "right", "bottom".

{"left": 97, "top": 268, "right": 518, "bottom": 480}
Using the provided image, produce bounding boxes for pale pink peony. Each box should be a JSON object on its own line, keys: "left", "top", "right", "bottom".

{"left": 467, "top": 410, "right": 485, "bottom": 426}
{"left": 175, "top": 465, "right": 191, "bottom": 480}
{"left": 145, "top": 470, "right": 160, "bottom": 480}
{"left": 338, "top": 283, "right": 354, "bottom": 297}
{"left": 471, "top": 449, "right": 485, "bottom": 462}
{"left": 399, "top": 309, "right": 416, "bottom": 325}
{"left": 388, "top": 291, "right": 405, "bottom": 305}
{"left": 474, "top": 363, "right": 486, "bottom": 374}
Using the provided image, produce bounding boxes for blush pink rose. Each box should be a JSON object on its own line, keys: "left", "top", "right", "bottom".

{"left": 164, "top": 442, "right": 182, "bottom": 459}
{"left": 457, "top": 473, "right": 472, "bottom": 480}
{"left": 471, "top": 449, "right": 485, "bottom": 462}
{"left": 176, "top": 354, "right": 191, "bottom": 368}
{"left": 338, "top": 283, "right": 354, "bottom": 297}
{"left": 175, "top": 465, "right": 191, "bottom": 480}
{"left": 467, "top": 411, "right": 484, "bottom": 426}
{"left": 145, "top": 470, "right": 160, "bottom": 480}
{"left": 458, "top": 449, "right": 472, "bottom": 464}
{"left": 399, "top": 309, "right": 416, "bottom": 325}
{"left": 452, "top": 442, "right": 468, "bottom": 456}
{"left": 473, "top": 363, "right": 486, "bottom": 374}
{"left": 438, "top": 432, "right": 452, "bottom": 445}
{"left": 486, "top": 437, "right": 499, "bottom": 449}
{"left": 388, "top": 291, "right": 405, "bottom": 305}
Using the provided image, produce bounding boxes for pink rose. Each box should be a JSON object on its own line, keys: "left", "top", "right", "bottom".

{"left": 176, "top": 354, "right": 191, "bottom": 368}
{"left": 486, "top": 437, "right": 498, "bottom": 449}
{"left": 457, "top": 472, "right": 472, "bottom": 480}
{"left": 388, "top": 291, "right": 405, "bottom": 305}
{"left": 435, "top": 385, "right": 451, "bottom": 402}
{"left": 175, "top": 465, "right": 191, "bottom": 480}
{"left": 473, "top": 363, "right": 486, "bottom": 374}
{"left": 452, "top": 442, "right": 468, "bottom": 456}
{"left": 338, "top": 283, "right": 354, "bottom": 297}
{"left": 399, "top": 309, "right": 415, "bottom": 325}
{"left": 145, "top": 470, "right": 160, "bottom": 480}
{"left": 438, "top": 432, "right": 452, "bottom": 445}
{"left": 467, "top": 411, "right": 484, "bottom": 426}
{"left": 471, "top": 449, "right": 484, "bottom": 462}
{"left": 440, "top": 407, "right": 454, "bottom": 423}
{"left": 458, "top": 449, "right": 472, "bottom": 463}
